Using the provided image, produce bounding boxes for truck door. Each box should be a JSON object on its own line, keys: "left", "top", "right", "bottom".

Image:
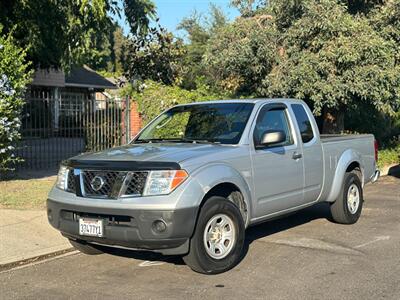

{"left": 291, "top": 104, "right": 324, "bottom": 203}
{"left": 251, "top": 103, "right": 305, "bottom": 217}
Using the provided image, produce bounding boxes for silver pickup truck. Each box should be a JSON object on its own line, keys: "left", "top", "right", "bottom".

{"left": 47, "top": 99, "right": 380, "bottom": 274}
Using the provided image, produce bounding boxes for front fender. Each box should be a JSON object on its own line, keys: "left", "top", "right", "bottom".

{"left": 177, "top": 163, "right": 253, "bottom": 226}
{"left": 326, "top": 149, "right": 364, "bottom": 203}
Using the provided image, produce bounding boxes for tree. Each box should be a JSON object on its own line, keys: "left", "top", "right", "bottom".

{"left": 230, "top": 0, "right": 267, "bottom": 17}
{"left": 264, "top": 0, "right": 400, "bottom": 132}
{"left": 371, "top": 0, "right": 400, "bottom": 63}
{"left": 0, "top": 27, "right": 32, "bottom": 171}
{"left": 124, "top": 25, "right": 186, "bottom": 85}
{"left": 0, "top": 0, "right": 156, "bottom": 70}
{"left": 83, "top": 23, "right": 130, "bottom": 74}
{"left": 113, "top": 27, "right": 130, "bottom": 74}
{"left": 203, "top": 15, "right": 278, "bottom": 96}
{"left": 82, "top": 20, "right": 115, "bottom": 72}
{"left": 204, "top": 0, "right": 400, "bottom": 133}
{"left": 177, "top": 4, "right": 228, "bottom": 89}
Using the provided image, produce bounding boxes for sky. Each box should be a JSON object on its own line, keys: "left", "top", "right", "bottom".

{"left": 118, "top": 0, "right": 240, "bottom": 37}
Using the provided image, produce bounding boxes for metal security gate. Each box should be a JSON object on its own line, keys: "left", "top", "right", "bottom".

{"left": 16, "top": 91, "right": 130, "bottom": 170}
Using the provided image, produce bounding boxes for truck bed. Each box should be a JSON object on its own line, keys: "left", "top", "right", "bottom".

{"left": 320, "top": 134, "right": 373, "bottom": 143}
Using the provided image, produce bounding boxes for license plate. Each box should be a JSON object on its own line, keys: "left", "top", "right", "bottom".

{"left": 79, "top": 218, "right": 103, "bottom": 237}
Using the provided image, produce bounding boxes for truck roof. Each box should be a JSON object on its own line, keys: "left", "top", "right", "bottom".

{"left": 174, "top": 98, "right": 305, "bottom": 106}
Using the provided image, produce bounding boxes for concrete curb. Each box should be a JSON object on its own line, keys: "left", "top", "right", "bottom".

{"left": 0, "top": 209, "right": 72, "bottom": 269}
{"left": 0, "top": 245, "right": 74, "bottom": 268}
{"left": 0, "top": 248, "right": 75, "bottom": 272}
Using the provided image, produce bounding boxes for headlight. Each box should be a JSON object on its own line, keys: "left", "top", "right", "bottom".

{"left": 143, "top": 170, "right": 188, "bottom": 196}
{"left": 56, "top": 165, "right": 69, "bottom": 190}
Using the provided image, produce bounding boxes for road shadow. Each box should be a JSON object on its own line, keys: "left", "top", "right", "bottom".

{"left": 387, "top": 164, "right": 400, "bottom": 178}
{"left": 96, "top": 202, "right": 332, "bottom": 268}
{"left": 241, "top": 202, "right": 332, "bottom": 260}
{"left": 95, "top": 244, "right": 185, "bottom": 266}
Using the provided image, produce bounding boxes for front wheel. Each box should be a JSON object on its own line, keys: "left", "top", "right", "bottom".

{"left": 183, "top": 196, "right": 245, "bottom": 274}
{"left": 330, "top": 172, "right": 363, "bottom": 224}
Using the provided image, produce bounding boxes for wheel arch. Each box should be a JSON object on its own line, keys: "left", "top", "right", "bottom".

{"left": 189, "top": 163, "right": 253, "bottom": 227}
{"left": 326, "top": 149, "right": 364, "bottom": 203}
{"left": 200, "top": 182, "right": 249, "bottom": 227}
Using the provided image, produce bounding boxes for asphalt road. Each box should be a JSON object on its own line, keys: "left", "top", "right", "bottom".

{"left": 1, "top": 175, "right": 399, "bottom": 300}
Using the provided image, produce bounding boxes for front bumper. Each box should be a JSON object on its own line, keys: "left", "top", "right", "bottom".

{"left": 47, "top": 199, "right": 198, "bottom": 255}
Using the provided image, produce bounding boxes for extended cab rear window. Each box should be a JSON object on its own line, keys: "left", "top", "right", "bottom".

{"left": 291, "top": 104, "right": 314, "bottom": 143}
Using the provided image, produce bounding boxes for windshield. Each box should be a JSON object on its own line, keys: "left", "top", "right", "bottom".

{"left": 135, "top": 102, "right": 254, "bottom": 144}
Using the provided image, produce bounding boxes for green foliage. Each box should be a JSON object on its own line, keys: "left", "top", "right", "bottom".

{"left": 112, "top": 27, "right": 130, "bottom": 75}
{"left": 345, "top": 104, "right": 400, "bottom": 145}
{"left": 204, "top": 16, "right": 279, "bottom": 96}
{"left": 177, "top": 4, "right": 228, "bottom": 89}
{"left": 230, "top": 0, "right": 267, "bottom": 17}
{"left": 124, "top": 0, "right": 157, "bottom": 36}
{"left": 83, "top": 23, "right": 130, "bottom": 74}
{"left": 124, "top": 25, "right": 186, "bottom": 85}
{"left": 265, "top": 0, "right": 400, "bottom": 117}
{"left": 378, "top": 142, "right": 400, "bottom": 169}
{"left": 202, "top": 0, "right": 400, "bottom": 135}
{"left": 0, "top": 27, "right": 32, "bottom": 171}
{"left": 121, "top": 80, "right": 225, "bottom": 125}
{"left": 371, "top": 0, "right": 400, "bottom": 63}
{"left": 0, "top": 0, "right": 156, "bottom": 70}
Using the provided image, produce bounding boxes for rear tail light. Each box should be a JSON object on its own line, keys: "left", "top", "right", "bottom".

{"left": 374, "top": 139, "right": 378, "bottom": 162}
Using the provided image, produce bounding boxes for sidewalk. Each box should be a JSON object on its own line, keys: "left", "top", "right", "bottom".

{"left": 0, "top": 209, "right": 72, "bottom": 267}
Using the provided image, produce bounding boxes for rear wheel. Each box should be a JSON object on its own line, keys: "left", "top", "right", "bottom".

{"left": 330, "top": 172, "right": 363, "bottom": 224}
{"left": 183, "top": 196, "right": 245, "bottom": 274}
{"left": 69, "top": 239, "right": 103, "bottom": 255}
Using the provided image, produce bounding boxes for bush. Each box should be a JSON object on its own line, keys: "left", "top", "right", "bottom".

{"left": 378, "top": 141, "right": 400, "bottom": 169}
{"left": 0, "top": 27, "right": 32, "bottom": 171}
{"left": 121, "top": 80, "right": 226, "bottom": 125}
{"left": 345, "top": 104, "right": 400, "bottom": 146}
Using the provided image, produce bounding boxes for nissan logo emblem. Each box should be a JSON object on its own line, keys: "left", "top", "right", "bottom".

{"left": 90, "top": 176, "right": 105, "bottom": 191}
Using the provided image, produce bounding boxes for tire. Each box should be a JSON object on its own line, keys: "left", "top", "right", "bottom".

{"left": 183, "top": 196, "right": 245, "bottom": 274}
{"left": 330, "top": 172, "right": 363, "bottom": 224}
{"left": 69, "top": 239, "right": 103, "bottom": 255}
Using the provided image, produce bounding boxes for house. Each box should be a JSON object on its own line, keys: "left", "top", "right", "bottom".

{"left": 18, "top": 66, "right": 141, "bottom": 170}
{"left": 30, "top": 65, "right": 117, "bottom": 114}
{"left": 18, "top": 66, "right": 119, "bottom": 169}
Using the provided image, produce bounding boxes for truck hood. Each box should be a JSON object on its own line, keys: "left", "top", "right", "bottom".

{"left": 71, "top": 143, "right": 233, "bottom": 164}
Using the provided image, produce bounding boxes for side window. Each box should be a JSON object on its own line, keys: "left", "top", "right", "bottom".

{"left": 253, "top": 107, "right": 293, "bottom": 147}
{"left": 291, "top": 104, "right": 314, "bottom": 143}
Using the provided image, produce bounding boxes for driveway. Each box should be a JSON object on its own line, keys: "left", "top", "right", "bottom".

{"left": 1, "top": 175, "right": 399, "bottom": 299}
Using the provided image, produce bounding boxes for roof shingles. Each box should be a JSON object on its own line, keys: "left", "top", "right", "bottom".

{"left": 65, "top": 66, "right": 116, "bottom": 89}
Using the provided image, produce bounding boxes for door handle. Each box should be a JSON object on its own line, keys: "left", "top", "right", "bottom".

{"left": 292, "top": 152, "right": 302, "bottom": 160}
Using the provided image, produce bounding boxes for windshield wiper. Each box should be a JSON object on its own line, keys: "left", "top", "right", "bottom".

{"left": 133, "top": 138, "right": 220, "bottom": 144}
{"left": 133, "top": 138, "right": 194, "bottom": 144}
{"left": 181, "top": 139, "right": 221, "bottom": 144}
{"left": 133, "top": 138, "right": 167, "bottom": 143}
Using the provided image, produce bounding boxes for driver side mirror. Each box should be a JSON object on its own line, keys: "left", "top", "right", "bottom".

{"left": 257, "top": 130, "right": 286, "bottom": 148}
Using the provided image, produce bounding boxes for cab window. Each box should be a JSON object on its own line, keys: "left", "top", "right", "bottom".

{"left": 291, "top": 104, "right": 314, "bottom": 143}
{"left": 253, "top": 107, "right": 293, "bottom": 148}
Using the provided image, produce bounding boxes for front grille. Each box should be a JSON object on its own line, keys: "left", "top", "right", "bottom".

{"left": 65, "top": 169, "right": 148, "bottom": 199}
{"left": 125, "top": 172, "right": 148, "bottom": 196}
{"left": 66, "top": 169, "right": 76, "bottom": 193}
{"left": 82, "top": 171, "right": 126, "bottom": 198}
